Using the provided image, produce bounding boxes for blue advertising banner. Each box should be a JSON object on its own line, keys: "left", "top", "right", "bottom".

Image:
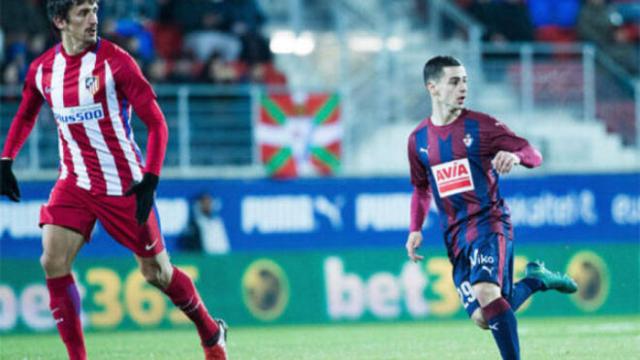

{"left": 1, "top": 173, "right": 638, "bottom": 258}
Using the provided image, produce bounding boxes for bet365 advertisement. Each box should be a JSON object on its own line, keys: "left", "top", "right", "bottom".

{"left": 1, "top": 243, "right": 638, "bottom": 333}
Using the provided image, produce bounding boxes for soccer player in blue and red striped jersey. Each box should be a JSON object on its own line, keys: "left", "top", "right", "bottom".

{"left": 0, "top": 1, "right": 226, "bottom": 359}
{"left": 406, "top": 56, "right": 577, "bottom": 360}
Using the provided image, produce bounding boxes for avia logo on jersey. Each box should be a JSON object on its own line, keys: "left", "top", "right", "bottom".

{"left": 469, "top": 249, "right": 495, "bottom": 267}
{"left": 430, "top": 158, "right": 475, "bottom": 197}
{"left": 53, "top": 103, "right": 105, "bottom": 124}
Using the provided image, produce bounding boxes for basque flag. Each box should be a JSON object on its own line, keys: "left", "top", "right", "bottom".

{"left": 256, "top": 92, "right": 342, "bottom": 178}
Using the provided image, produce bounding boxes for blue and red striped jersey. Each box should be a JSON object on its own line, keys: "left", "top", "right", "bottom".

{"left": 408, "top": 109, "right": 542, "bottom": 260}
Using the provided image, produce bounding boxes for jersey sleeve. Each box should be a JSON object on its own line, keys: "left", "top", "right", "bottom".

{"left": 408, "top": 133, "right": 429, "bottom": 189}
{"left": 111, "top": 49, "right": 167, "bottom": 175}
{"left": 134, "top": 99, "right": 168, "bottom": 176}
{"left": 1, "top": 61, "right": 44, "bottom": 159}
{"left": 488, "top": 118, "right": 542, "bottom": 168}
{"left": 112, "top": 49, "right": 157, "bottom": 109}
{"left": 408, "top": 133, "right": 433, "bottom": 232}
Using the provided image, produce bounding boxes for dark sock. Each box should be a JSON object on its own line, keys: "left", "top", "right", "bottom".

{"left": 482, "top": 298, "right": 520, "bottom": 360}
{"left": 509, "top": 278, "right": 543, "bottom": 311}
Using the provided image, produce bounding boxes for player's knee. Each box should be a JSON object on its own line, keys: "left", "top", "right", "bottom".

{"left": 40, "top": 253, "right": 70, "bottom": 276}
{"left": 140, "top": 262, "right": 172, "bottom": 288}
{"left": 472, "top": 283, "right": 501, "bottom": 306}
{"left": 471, "top": 310, "right": 489, "bottom": 330}
{"left": 140, "top": 266, "right": 162, "bottom": 287}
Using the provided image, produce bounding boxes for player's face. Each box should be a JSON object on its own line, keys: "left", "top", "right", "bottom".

{"left": 61, "top": 2, "right": 99, "bottom": 46}
{"left": 429, "top": 66, "right": 468, "bottom": 109}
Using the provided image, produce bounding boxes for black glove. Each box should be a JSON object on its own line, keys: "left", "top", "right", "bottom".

{"left": 0, "top": 159, "right": 20, "bottom": 202}
{"left": 125, "top": 173, "right": 159, "bottom": 225}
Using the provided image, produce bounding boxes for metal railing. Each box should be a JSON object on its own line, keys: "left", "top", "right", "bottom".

{"left": 0, "top": 84, "right": 262, "bottom": 179}
{"left": 476, "top": 42, "right": 639, "bottom": 147}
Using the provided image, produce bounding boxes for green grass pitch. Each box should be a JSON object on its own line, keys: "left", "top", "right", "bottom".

{"left": 1, "top": 316, "right": 638, "bottom": 359}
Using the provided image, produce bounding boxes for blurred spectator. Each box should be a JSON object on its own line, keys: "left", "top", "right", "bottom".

{"left": 172, "top": 54, "right": 203, "bottom": 82}
{"left": 228, "top": 0, "right": 266, "bottom": 36}
{"left": 610, "top": 0, "right": 640, "bottom": 47}
{"left": 178, "top": 193, "right": 230, "bottom": 254}
{"left": 577, "top": 0, "right": 639, "bottom": 74}
{"left": 146, "top": 58, "right": 168, "bottom": 83}
{"left": 2, "top": 62, "right": 21, "bottom": 86}
{"left": 1, "top": 0, "right": 50, "bottom": 83}
{"left": 202, "top": 53, "right": 246, "bottom": 84}
{"left": 239, "top": 31, "right": 273, "bottom": 65}
{"left": 145, "top": 54, "right": 203, "bottom": 83}
{"left": 0, "top": 0, "right": 285, "bottom": 85}
{"left": 200, "top": 52, "right": 287, "bottom": 85}
{"left": 99, "top": 0, "right": 158, "bottom": 21}
{"left": 468, "top": 0, "right": 534, "bottom": 43}
{"left": 249, "top": 62, "right": 287, "bottom": 85}
{"left": 150, "top": 0, "right": 184, "bottom": 60}
{"left": 527, "top": 0, "right": 580, "bottom": 42}
{"left": 226, "top": 0, "right": 283, "bottom": 83}
{"left": 1, "top": 0, "right": 49, "bottom": 38}
{"left": 174, "top": 0, "right": 242, "bottom": 62}
{"left": 103, "top": 18, "right": 156, "bottom": 64}
{"left": 610, "top": 0, "right": 640, "bottom": 24}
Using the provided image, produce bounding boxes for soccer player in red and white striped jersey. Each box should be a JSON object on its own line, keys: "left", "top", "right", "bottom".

{"left": 0, "top": 1, "right": 227, "bottom": 359}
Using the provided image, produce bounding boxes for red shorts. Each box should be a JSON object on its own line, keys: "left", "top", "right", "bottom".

{"left": 39, "top": 180, "right": 165, "bottom": 257}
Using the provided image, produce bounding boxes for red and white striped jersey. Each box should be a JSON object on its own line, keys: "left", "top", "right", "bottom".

{"left": 6, "top": 39, "right": 158, "bottom": 195}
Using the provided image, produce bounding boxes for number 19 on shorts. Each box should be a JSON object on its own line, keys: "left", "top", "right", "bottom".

{"left": 456, "top": 281, "right": 476, "bottom": 309}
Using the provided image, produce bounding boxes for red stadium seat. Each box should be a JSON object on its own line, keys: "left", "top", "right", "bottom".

{"left": 535, "top": 25, "right": 577, "bottom": 43}
{"left": 149, "top": 22, "right": 184, "bottom": 60}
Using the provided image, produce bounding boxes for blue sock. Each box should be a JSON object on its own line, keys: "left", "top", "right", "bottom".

{"left": 482, "top": 298, "right": 520, "bottom": 360}
{"left": 509, "top": 278, "right": 544, "bottom": 311}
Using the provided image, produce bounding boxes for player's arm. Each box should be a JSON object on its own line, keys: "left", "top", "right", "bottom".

{"left": 489, "top": 119, "right": 542, "bottom": 174}
{"left": 406, "top": 134, "right": 433, "bottom": 262}
{"left": 408, "top": 185, "right": 432, "bottom": 262}
{"left": 132, "top": 100, "right": 169, "bottom": 177}
{"left": 123, "top": 99, "right": 168, "bottom": 224}
{"left": 1, "top": 62, "right": 45, "bottom": 202}
{"left": 114, "top": 50, "right": 168, "bottom": 224}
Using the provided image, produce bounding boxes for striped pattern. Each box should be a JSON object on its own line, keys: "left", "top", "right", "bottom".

{"left": 104, "top": 62, "right": 143, "bottom": 186}
{"left": 409, "top": 109, "right": 527, "bottom": 260}
{"left": 51, "top": 52, "right": 92, "bottom": 190}
{"left": 31, "top": 40, "right": 146, "bottom": 195}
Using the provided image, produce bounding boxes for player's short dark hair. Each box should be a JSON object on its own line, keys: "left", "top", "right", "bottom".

{"left": 423, "top": 56, "right": 462, "bottom": 85}
{"left": 46, "top": 0, "right": 98, "bottom": 23}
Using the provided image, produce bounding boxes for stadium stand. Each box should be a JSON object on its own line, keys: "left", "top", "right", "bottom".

{"left": 0, "top": 0, "right": 638, "bottom": 175}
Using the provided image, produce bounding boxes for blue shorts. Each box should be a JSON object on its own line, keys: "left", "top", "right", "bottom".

{"left": 451, "top": 232, "right": 514, "bottom": 317}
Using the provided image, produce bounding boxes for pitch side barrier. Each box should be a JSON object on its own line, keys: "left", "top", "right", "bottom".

{"left": 0, "top": 243, "right": 638, "bottom": 333}
{"left": 1, "top": 173, "right": 638, "bottom": 333}
{"left": 1, "top": 173, "right": 638, "bottom": 258}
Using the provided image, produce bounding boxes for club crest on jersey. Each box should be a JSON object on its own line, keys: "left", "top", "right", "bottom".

{"left": 463, "top": 133, "right": 473, "bottom": 147}
{"left": 430, "top": 158, "right": 475, "bottom": 198}
{"left": 85, "top": 76, "right": 100, "bottom": 95}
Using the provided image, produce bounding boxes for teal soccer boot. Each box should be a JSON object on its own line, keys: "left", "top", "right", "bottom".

{"left": 525, "top": 261, "right": 578, "bottom": 294}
